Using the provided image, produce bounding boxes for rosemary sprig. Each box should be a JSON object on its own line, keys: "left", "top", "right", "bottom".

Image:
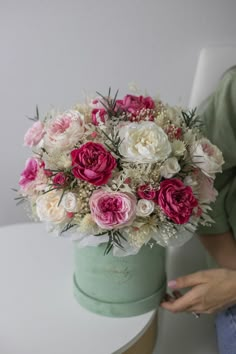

{"left": 26, "top": 105, "right": 40, "bottom": 122}
{"left": 103, "top": 230, "right": 127, "bottom": 255}
{"left": 60, "top": 223, "right": 76, "bottom": 235}
{"left": 181, "top": 108, "right": 203, "bottom": 129}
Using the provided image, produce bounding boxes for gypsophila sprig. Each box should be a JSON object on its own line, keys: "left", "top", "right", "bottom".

{"left": 16, "top": 89, "right": 224, "bottom": 255}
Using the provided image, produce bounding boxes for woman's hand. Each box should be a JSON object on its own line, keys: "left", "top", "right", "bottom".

{"left": 161, "top": 269, "right": 236, "bottom": 314}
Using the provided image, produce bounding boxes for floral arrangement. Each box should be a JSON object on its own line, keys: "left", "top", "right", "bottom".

{"left": 16, "top": 89, "right": 224, "bottom": 255}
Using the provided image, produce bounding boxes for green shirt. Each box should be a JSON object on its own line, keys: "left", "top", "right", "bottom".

{"left": 197, "top": 67, "right": 236, "bottom": 237}
{"left": 196, "top": 68, "right": 236, "bottom": 267}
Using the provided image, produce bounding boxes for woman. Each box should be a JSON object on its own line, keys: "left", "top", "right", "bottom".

{"left": 161, "top": 66, "right": 236, "bottom": 354}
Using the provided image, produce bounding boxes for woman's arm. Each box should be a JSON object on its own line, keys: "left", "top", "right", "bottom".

{"left": 199, "top": 231, "right": 236, "bottom": 270}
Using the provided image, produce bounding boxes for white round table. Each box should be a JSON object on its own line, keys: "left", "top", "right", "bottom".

{"left": 0, "top": 223, "right": 156, "bottom": 354}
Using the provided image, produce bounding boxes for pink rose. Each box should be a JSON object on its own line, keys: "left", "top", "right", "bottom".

{"left": 24, "top": 121, "right": 45, "bottom": 147}
{"left": 137, "top": 184, "right": 156, "bottom": 200}
{"left": 52, "top": 172, "right": 68, "bottom": 187}
{"left": 89, "top": 190, "right": 137, "bottom": 229}
{"left": 19, "top": 158, "right": 47, "bottom": 193}
{"left": 91, "top": 108, "right": 107, "bottom": 126}
{"left": 71, "top": 142, "right": 117, "bottom": 186}
{"left": 156, "top": 178, "right": 198, "bottom": 224}
{"left": 116, "top": 95, "right": 155, "bottom": 118}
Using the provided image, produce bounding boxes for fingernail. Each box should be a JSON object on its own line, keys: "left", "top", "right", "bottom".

{"left": 168, "top": 280, "right": 177, "bottom": 289}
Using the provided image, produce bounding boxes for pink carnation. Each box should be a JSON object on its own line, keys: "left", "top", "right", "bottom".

{"left": 156, "top": 178, "right": 198, "bottom": 224}
{"left": 71, "top": 142, "right": 117, "bottom": 186}
{"left": 89, "top": 190, "right": 137, "bottom": 229}
{"left": 24, "top": 121, "right": 45, "bottom": 147}
{"left": 19, "top": 158, "right": 47, "bottom": 193}
{"left": 116, "top": 95, "right": 155, "bottom": 118}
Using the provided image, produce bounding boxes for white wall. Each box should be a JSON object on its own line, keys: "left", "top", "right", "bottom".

{"left": 1, "top": 0, "right": 236, "bottom": 226}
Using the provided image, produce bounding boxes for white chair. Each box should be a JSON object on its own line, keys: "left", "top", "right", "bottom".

{"left": 189, "top": 46, "right": 236, "bottom": 107}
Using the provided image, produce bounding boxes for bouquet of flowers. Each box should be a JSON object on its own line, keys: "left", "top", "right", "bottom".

{"left": 17, "top": 89, "right": 224, "bottom": 256}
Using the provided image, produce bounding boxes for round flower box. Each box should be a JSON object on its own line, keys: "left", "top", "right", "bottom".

{"left": 73, "top": 242, "right": 166, "bottom": 317}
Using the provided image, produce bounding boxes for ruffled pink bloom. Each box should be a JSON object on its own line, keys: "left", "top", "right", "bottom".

{"left": 89, "top": 190, "right": 137, "bottom": 229}
{"left": 137, "top": 184, "right": 156, "bottom": 200}
{"left": 156, "top": 178, "right": 198, "bottom": 224}
{"left": 19, "top": 158, "right": 48, "bottom": 193}
{"left": 44, "top": 110, "right": 84, "bottom": 151}
{"left": 196, "top": 170, "right": 218, "bottom": 203}
{"left": 24, "top": 121, "right": 45, "bottom": 147}
{"left": 71, "top": 142, "right": 117, "bottom": 186}
{"left": 116, "top": 95, "right": 155, "bottom": 117}
{"left": 91, "top": 108, "right": 107, "bottom": 125}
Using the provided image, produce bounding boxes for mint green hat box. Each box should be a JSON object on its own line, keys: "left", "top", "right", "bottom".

{"left": 73, "top": 242, "right": 166, "bottom": 317}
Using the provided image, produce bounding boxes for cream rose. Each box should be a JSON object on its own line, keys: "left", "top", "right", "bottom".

{"left": 160, "top": 157, "right": 181, "bottom": 178}
{"left": 118, "top": 121, "right": 171, "bottom": 163}
{"left": 136, "top": 199, "right": 155, "bottom": 217}
{"left": 61, "top": 192, "right": 78, "bottom": 212}
{"left": 44, "top": 110, "right": 84, "bottom": 151}
{"left": 191, "top": 138, "right": 224, "bottom": 178}
{"left": 36, "top": 190, "right": 67, "bottom": 224}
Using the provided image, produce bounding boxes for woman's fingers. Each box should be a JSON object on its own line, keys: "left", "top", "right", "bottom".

{"left": 161, "top": 290, "right": 195, "bottom": 313}
{"left": 168, "top": 271, "right": 208, "bottom": 290}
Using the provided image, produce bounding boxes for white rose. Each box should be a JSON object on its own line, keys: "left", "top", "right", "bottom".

{"left": 118, "top": 121, "right": 171, "bottom": 163}
{"left": 171, "top": 140, "right": 186, "bottom": 156}
{"left": 136, "top": 199, "right": 155, "bottom": 217}
{"left": 160, "top": 157, "right": 181, "bottom": 178}
{"left": 44, "top": 110, "right": 84, "bottom": 151}
{"left": 190, "top": 138, "right": 224, "bottom": 178}
{"left": 36, "top": 190, "right": 67, "bottom": 224}
{"left": 62, "top": 192, "right": 78, "bottom": 212}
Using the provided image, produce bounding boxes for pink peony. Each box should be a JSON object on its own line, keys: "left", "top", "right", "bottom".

{"left": 116, "top": 95, "right": 155, "bottom": 117}
{"left": 71, "top": 142, "right": 117, "bottom": 186}
{"left": 89, "top": 190, "right": 137, "bottom": 229}
{"left": 191, "top": 138, "right": 224, "bottom": 178}
{"left": 91, "top": 108, "right": 107, "bottom": 125}
{"left": 19, "top": 158, "right": 47, "bottom": 193}
{"left": 156, "top": 178, "right": 198, "bottom": 224}
{"left": 24, "top": 121, "right": 45, "bottom": 147}
{"left": 137, "top": 184, "right": 156, "bottom": 200}
{"left": 44, "top": 110, "right": 84, "bottom": 151}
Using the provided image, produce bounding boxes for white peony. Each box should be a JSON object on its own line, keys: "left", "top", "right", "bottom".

{"left": 44, "top": 110, "right": 84, "bottom": 152}
{"left": 190, "top": 138, "right": 224, "bottom": 178}
{"left": 160, "top": 157, "right": 181, "bottom": 178}
{"left": 136, "top": 199, "right": 155, "bottom": 217}
{"left": 36, "top": 190, "right": 67, "bottom": 224}
{"left": 61, "top": 192, "right": 78, "bottom": 212}
{"left": 118, "top": 121, "right": 171, "bottom": 163}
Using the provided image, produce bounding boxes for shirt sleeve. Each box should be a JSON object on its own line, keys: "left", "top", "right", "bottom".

{"left": 196, "top": 68, "right": 236, "bottom": 235}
